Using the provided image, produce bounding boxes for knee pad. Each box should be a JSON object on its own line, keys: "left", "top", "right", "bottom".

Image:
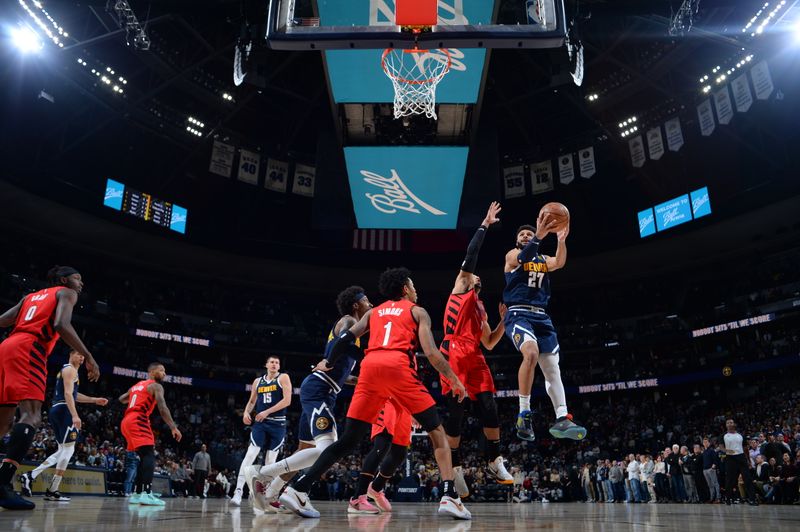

{"left": 56, "top": 443, "right": 75, "bottom": 470}
{"left": 313, "top": 431, "right": 337, "bottom": 452}
{"left": 475, "top": 391, "right": 499, "bottom": 429}
{"left": 444, "top": 395, "right": 465, "bottom": 437}
{"left": 414, "top": 405, "right": 442, "bottom": 433}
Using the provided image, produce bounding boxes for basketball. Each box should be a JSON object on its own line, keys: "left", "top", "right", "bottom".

{"left": 539, "top": 202, "right": 570, "bottom": 232}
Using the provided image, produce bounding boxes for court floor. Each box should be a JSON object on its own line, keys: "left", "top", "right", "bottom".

{"left": 1, "top": 497, "right": 798, "bottom": 531}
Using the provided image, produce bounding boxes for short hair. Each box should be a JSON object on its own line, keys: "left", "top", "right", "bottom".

{"left": 378, "top": 267, "right": 411, "bottom": 300}
{"left": 516, "top": 224, "right": 535, "bottom": 236}
{"left": 148, "top": 362, "right": 164, "bottom": 371}
{"left": 266, "top": 355, "right": 281, "bottom": 363}
{"left": 336, "top": 285, "right": 366, "bottom": 316}
{"left": 46, "top": 265, "right": 80, "bottom": 286}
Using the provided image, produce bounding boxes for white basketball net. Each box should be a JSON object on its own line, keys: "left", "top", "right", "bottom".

{"left": 382, "top": 48, "right": 452, "bottom": 120}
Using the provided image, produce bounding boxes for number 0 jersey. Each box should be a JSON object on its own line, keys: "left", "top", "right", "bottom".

{"left": 503, "top": 253, "right": 551, "bottom": 308}
{"left": 365, "top": 299, "right": 419, "bottom": 357}
{"left": 254, "top": 373, "right": 286, "bottom": 421}
{"left": 11, "top": 286, "right": 65, "bottom": 357}
{"left": 124, "top": 379, "right": 157, "bottom": 419}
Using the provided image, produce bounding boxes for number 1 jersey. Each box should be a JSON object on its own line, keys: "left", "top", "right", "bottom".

{"left": 365, "top": 299, "right": 419, "bottom": 356}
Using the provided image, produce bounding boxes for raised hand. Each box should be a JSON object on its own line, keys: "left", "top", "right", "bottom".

{"left": 482, "top": 201, "right": 502, "bottom": 226}
{"left": 556, "top": 224, "right": 570, "bottom": 242}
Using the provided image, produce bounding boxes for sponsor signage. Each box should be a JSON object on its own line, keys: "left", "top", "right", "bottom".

{"left": 637, "top": 186, "right": 712, "bottom": 238}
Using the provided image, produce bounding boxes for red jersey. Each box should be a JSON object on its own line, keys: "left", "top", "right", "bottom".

{"left": 125, "top": 379, "right": 157, "bottom": 419}
{"left": 11, "top": 286, "right": 65, "bottom": 356}
{"left": 443, "top": 289, "right": 486, "bottom": 348}
{"left": 365, "top": 299, "right": 419, "bottom": 356}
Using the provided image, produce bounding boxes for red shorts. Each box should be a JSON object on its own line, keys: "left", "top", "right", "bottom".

{"left": 371, "top": 397, "right": 413, "bottom": 447}
{"left": 347, "top": 351, "right": 436, "bottom": 426}
{"left": 0, "top": 334, "right": 48, "bottom": 405}
{"left": 440, "top": 343, "right": 496, "bottom": 400}
{"left": 121, "top": 413, "right": 155, "bottom": 451}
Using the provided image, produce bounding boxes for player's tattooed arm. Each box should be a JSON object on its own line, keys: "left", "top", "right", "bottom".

{"left": 0, "top": 298, "right": 23, "bottom": 328}
{"left": 413, "top": 306, "right": 466, "bottom": 402}
{"left": 118, "top": 390, "right": 130, "bottom": 404}
{"left": 151, "top": 382, "right": 181, "bottom": 439}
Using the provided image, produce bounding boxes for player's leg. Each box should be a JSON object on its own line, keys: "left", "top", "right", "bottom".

{"left": 44, "top": 442, "right": 75, "bottom": 502}
{"left": 474, "top": 391, "right": 513, "bottom": 484}
{"left": 350, "top": 430, "right": 390, "bottom": 514}
{"left": 367, "top": 403, "right": 412, "bottom": 512}
{"left": 136, "top": 445, "right": 163, "bottom": 506}
{"left": 0, "top": 399, "right": 42, "bottom": 510}
{"left": 505, "top": 311, "right": 541, "bottom": 440}
{"left": 444, "top": 392, "right": 469, "bottom": 498}
{"left": 232, "top": 442, "right": 261, "bottom": 505}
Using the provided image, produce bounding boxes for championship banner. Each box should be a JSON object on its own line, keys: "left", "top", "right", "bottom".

{"left": 646, "top": 127, "right": 664, "bottom": 161}
{"left": 265, "top": 158, "right": 289, "bottom": 193}
{"left": 502, "top": 165, "right": 526, "bottom": 199}
{"left": 578, "top": 147, "right": 595, "bottom": 178}
{"left": 557, "top": 154, "right": 575, "bottom": 185}
{"left": 292, "top": 164, "right": 316, "bottom": 197}
{"left": 237, "top": 149, "right": 260, "bottom": 185}
{"left": 731, "top": 73, "right": 753, "bottom": 113}
{"left": 629, "top": 136, "right": 645, "bottom": 168}
{"left": 209, "top": 140, "right": 235, "bottom": 177}
{"left": 530, "top": 160, "right": 554, "bottom": 195}
{"left": 697, "top": 99, "right": 715, "bottom": 137}
{"left": 751, "top": 60, "right": 774, "bottom": 100}
{"left": 664, "top": 117, "right": 684, "bottom": 152}
{"left": 713, "top": 86, "right": 734, "bottom": 125}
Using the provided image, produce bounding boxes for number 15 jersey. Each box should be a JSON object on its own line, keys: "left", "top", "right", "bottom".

{"left": 365, "top": 299, "right": 419, "bottom": 358}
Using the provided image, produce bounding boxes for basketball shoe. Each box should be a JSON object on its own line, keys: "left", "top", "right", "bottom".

{"left": 44, "top": 489, "right": 70, "bottom": 502}
{"left": 438, "top": 495, "right": 471, "bottom": 520}
{"left": 348, "top": 494, "right": 380, "bottom": 514}
{"left": 516, "top": 410, "right": 536, "bottom": 441}
{"left": 230, "top": 487, "right": 243, "bottom": 506}
{"left": 279, "top": 485, "right": 320, "bottom": 518}
{"left": 367, "top": 484, "right": 392, "bottom": 512}
{"left": 19, "top": 472, "right": 33, "bottom": 497}
{"left": 139, "top": 492, "right": 165, "bottom": 506}
{"left": 486, "top": 456, "right": 514, "bottom": 484}
{"left": 548, "top": 414, "right": 587, "bottom": 440}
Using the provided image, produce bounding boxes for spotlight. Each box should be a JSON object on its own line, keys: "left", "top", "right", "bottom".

{"left": 11, "top": 26, "right": 43, "bottom": 53}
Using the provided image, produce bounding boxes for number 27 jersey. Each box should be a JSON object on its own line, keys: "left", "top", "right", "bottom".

{"left": 365, "top": 299, "right": 419, "bottom": 356}
{"left": 503, "top": 253, "right": 551, "bottom": 308}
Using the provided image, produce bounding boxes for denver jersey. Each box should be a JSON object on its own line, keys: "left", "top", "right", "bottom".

{"left": 503, "top": 254, "right": 551, "bottom": 308}
{"left": 365, "top": 299, "right": 419, "bottom": 356}
{"left": 443, "top": 289, "right": 486, "bottom": 346}
{"left": 11, "top": 286, "right": 65, "bottom": 357}
{"left": 254, "top": 373, "right": 286, "bottom": 421}
{"left": 125, "top": 379, "right": 157, "bottom": 419}
{"left": 52, "top": 363, "right": 78, "bottom": 405}
{"left": 312, "top": 321, "right": 362, "bottom": 395}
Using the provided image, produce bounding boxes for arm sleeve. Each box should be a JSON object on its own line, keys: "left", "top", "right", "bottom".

{"left": 460, "top": 225, "right": 487, "bottom": 273}
{"left": 517, "top": 237, "right": 542, "bottom": 264}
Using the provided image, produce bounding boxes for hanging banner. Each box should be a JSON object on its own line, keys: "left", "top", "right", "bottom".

{"left": 530, "top": 160, "right": 554, "bottom": 195}
{"left": 237, "top": 149, "right": 260, "bottom": 185}
{"left": 646, "top": 127, "right": 665, "bottom": 161}
{"left": 751, "top": 60, "right": 774, "bottom": 100}
{"left": 578, "top": 147, "right": 595, "bottom": 178}
{"left": 558, "top": 154, "right": 575, "bottom": 185}
{"left": 502, "top": 165, "right": 526, "bottom": 199}
{"left": 265, "top": 158, "right": 289, "bottom": 193}
{"left": 713, "top": 86, "right": 734, "bottom": 125}
{"left": 629, "top": 136, "right": 645, "bottom": 168}
{"left": 292, "top": 163, "right": 316, "bottom": 197}
{"left": 731, "top": 73, "right": 753, "bottom": 113}
{"left": 664, "top": 117, "right": 684, "bottom": 152}
{"left": 209, "top": 140, "right": 235, "bottom": 178}
{"left": 697, "top": 99, "right": 715, "bottom": 137}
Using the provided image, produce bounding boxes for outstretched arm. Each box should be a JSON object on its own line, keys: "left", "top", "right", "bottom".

{"left": 54, "top": 289, "right": 100, "bottom": 382}
{"left": 150, "top": 382, "right": 182, "bottom": 441}
{"left": 413, "top": 306, "right": 466, "bottom": 402}
{"left": 0, "top": 298, "right": 23, "bottom": 328}
{"left": 453, "top": 202, "right": 501, "bottom": 293}
{"left": 77, "top": 393, "right": 108, "bottom": 406}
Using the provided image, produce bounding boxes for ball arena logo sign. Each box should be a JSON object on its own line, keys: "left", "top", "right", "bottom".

{"left": 361, "top": 169, "right": 447, "bottom": 216}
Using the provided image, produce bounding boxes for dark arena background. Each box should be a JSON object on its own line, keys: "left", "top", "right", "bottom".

{"left": 1, "top": 0, "right": 800, "bottom": 530}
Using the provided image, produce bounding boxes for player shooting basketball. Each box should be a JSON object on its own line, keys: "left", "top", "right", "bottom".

{"left": 503, "top": 207, "right": 587, "bottom": 442}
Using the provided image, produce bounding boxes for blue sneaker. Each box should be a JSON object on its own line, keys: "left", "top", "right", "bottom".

{"left": 129, "top": 492, "right": 142, "bottom": 504}
{"left": 139, "top": 493, "right": 165, "bottom": 506}
{"left": 549, "top": 414, "right": 587, "bottom": 440}
{"left": 516, "top": 410, "right": 536, "bottom": 441}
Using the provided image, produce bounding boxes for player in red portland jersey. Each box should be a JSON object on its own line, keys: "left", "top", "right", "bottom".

{"left": 118, "top": 363, "right": 182, "bottom": 506}
{"left": 279, "top": 268, "right": 472, "bottom": 520}
{"left": 0, "top": 266, "right": 100, "bottom": 510}
{"left": 439, "top": 202, "right": 514, "bottom": 497}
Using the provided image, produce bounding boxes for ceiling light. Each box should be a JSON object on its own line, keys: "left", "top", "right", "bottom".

{"left": 11, "top": 26, "right": 43, "bottom": 53}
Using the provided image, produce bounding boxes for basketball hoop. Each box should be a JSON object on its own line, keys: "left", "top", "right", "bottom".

{"left": 381, "top": 47, "right": 451, "bottom": 120}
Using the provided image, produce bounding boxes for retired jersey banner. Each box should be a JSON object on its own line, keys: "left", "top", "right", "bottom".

{"left": 646, "top": 127, "right": 664, "bottom": 161}
{"left": 558, "top": 154, "right": 575, "bottom": 185}
{"left": 265, "top": 158, "right": 289, "bottom": 193}
{"left": 578, "top": 147, "right": 595, "bottom": 178}
{"left": 664, "top": 117, "right": 684, "bottom": 152}
{"left": 530, "top": 160, "right": 554, "bottom": 195}
{"left": 629, "top": 136, "right": 645, "bottom": 168}
{"left": 697, "top": 99, "right": 715, "bottom": 137}
{"left": 502, "top": 165, "right": 526, "bottom": 199}
{"left": 209, "top": 140, "right": 235, "bottom": 178}
{"left": 292, "top": 164, "right": 316, "bottom": 197}
{"left": 731, "top": 73, "right": 753, "bottom": 113}
{"left": 713, "top": 86, "right": 734, "bottom": 125}
{"left": 237, "top": 149, "right": 260, "bottom": 185}
{"left": 751, "top": 60, "right": 774, "bottom": 100}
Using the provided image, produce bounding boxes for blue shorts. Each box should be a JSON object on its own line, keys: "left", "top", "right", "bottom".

{"left": 251, "top": 420, "right": 286, "bottom": 452}
{"left": 297, "top": 374, "right": 338, "bottom": 442}
{"left": 49, "top": 404, "right": 79, "bottom": 445}
{"left": 504, "top": 308, "right": 560, "bottom": 354}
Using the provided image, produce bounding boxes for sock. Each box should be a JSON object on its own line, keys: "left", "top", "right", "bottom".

{"left": 261, "top": 447, "right": 323, "bottom": 477}
{"left": 442, "top": 480, "right": 457, "bottom": 498}
{"left": 555, "top": 406, "right": 568, "bottom": 419}
{"left": 451, "top": 447, "right": 462, "bottom": 468}
{"left": 519, "top": 395, "right": 531, "bottom": 414}
{"left": 371, "top": 473, "right": 391, "bottom": 492}
{"left": 0, "top": 423, "right": 36, "bottom": 485}
{"left": 356, "top": 473, "right": 374, "bottom": 497}
{"left": 485, "top": 439, "right": 501, "bottom": 463}
{"left": 49, "top": 475, "right": 62, "bottom": 492}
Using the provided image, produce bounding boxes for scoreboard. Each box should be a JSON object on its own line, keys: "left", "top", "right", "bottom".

{"left": 104, "top": 179, "right": 187, "bottom": 234}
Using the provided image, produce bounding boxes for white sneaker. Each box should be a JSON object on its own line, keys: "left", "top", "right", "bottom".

{"left": 486, "top": 456, "right": 514, "bottom": 485}
{"left": 279, "top": 486, "right": 320, "bottom": 518}
{"left": 243, "top": 465, "right": 268, "bottom": 512}
{"left": 265, "top": 476, "right": 288, "bottom": 500}
{"left": 438, "top": 495, "right": 471, "bottom": 520}
{"left": 230, "top": 488, "right": 242, "bottom": 506}
{"left": 453, "top": 466, "right": 469, "bottom": 499}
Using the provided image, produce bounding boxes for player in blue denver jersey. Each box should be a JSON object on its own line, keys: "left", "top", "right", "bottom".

{"left": 504, "top": 213, "right": 586, "bottom": 442}
{"left": 19, "top": 350, "right": 108, "bottom": 501}
{"left": 245, "top": 286, "right": 372, "bottom": 513}
{"left": 231, "top": 355, "right": 292, "bottom": 506}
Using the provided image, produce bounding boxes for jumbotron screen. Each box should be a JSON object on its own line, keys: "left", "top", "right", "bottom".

{"left": 103, "top": 179, "right": 187, "bottom": 234}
